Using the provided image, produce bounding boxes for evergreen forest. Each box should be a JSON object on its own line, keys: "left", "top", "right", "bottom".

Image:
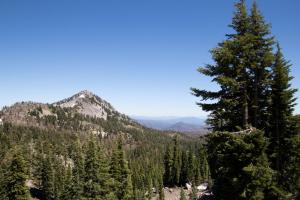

{"left": 1, "top": 0, "right": 300, "bottom": 200}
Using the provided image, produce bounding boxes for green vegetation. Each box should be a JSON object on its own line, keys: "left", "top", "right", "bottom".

{"left": 179, "top": 188, "right": 186, "bottom": 200}
{"left": 0, "top": 115, "right": 202, "bottom": 200}
{"left": 2, "top": 148, "right": 29, "bottom": 200}
{"left": 0, "top": 1, "right": 299, "bottom": 200}
{"left": 192, "top": 0, "right": 299, "bottom": 199}
{"left": 163, "top": 136, "right": 209, "bottom": 187}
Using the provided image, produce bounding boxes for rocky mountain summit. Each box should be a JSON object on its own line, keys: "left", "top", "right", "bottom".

{"left": 54, "top": 90, "right": 118, "bottom": 120}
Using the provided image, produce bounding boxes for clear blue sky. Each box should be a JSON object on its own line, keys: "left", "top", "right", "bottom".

{"left": 0, "top": 0, "right": 299, "bottom": 117}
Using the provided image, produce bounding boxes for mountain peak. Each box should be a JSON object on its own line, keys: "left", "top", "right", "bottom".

{"left": 0, "top": 90, "right": 129, "bottom": 130}
{"left": 54, "top": 90, "right": 117, "bottom": 120}
{"left": 70, "top": 90, "right": 95, "bottom": 99}
{"left": 77, "top": 90, "right": 94, "bottom": 97}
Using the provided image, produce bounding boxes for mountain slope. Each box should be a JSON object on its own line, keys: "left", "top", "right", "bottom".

{"left": 0, "top": 90, "right": 130, "bottom": 133}
{"left": 53, "top": 90, "right": 118, "bottom": 120}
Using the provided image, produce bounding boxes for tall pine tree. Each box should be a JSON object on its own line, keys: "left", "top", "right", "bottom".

{"left": 163, "top": 145, "right": 173, "bottom": 186}
{"left": 40, "top": 154, "right": 55, "bottom": 200}
{"left": 83, "top": 139, "right": 110, "bottom": 199}
{"left": 192, "top": 0, "right": 250, "bottom": 131}
{"left": 171, "top": 135, "right": 181, "bottom": 185}
{"left": 61, "top": 164, "right": 73, "bottom": 200}
{"left": 70, "top": 140, "right": 85, "bottom": 199}
{"left": 191, "top": 0, "right": 274, "bottom": 131}
{"left": 109, "top": 139, "right": 133, "bottom": 200}
{"left": 248, "top": 1, "right": 275, "bottom": 129}
{"left": 179, "top": 150, "right": 188, "bottom": 185}
{"left": 269, "top": 43, "right": 297, "bottom": 195}
{"left": 4, "top": 148, "right": 29, "bottom": 200}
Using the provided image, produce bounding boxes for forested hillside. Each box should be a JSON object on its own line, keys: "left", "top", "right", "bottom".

{"left": 0, "top": 91, "right": 208, "bottom": 200}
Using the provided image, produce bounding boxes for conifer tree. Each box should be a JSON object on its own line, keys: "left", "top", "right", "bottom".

{"left": 187, "top": 150, "right": 195, "bottom": 183}
{"left": 163, "top": 145, "right": 173, "bottom": 186}
{"left": 179, "top": 150, "right": 188, "bottom": 185}
{"left": 171, "top": 136, "right": 181, "bottom": 185}
{"left": 285, "top": 133, "right": 300, "bottom": 199}
{"left": 198, "top": 146, "right": 209, "bottom": 182}
{"left": 122, "top": 143, "right": 133, "bottom": 199}
{"left": 0, "top": 165, "right": 6, "bottom": 200}
{"left": 110, "top": 139, "right": 133, "bottom": 200}
{"left": 191, "top": 0, "right": 250, "bottom": 131}
{"left": 4, "top": 149, "right": 28, "bottom": 200}
{"left": 41, "top": 155, "right": 55, "bottom": 200}
{"left": 194, "top": 162, "right": 201, "bottom": 186}
{"left": 158, "top": 175, "right": 164, "bottom": 200}
{"left": 97, "top": 148, "right": 111, "bottom": 198}
{"left": 53, "top": 156, "right": 65, "bottom": 199}
{"left": 248, "top": 1, "right": 275, "bottom": 129}
{"left": 207, "top": 131, "right": 274, "bottom": 199}
{"left": 70, "top": 140, "right": 84, "bottom": 199}
{"left": 109, "top": 144, "right": 121, "bottom": 193}
{"left": 61, "top": 165, "right": 73, "bottom": 200}
{"left": 243, "top": 155, "right": 275, "bottom": 200}
{"left": 146, "top": 173, "right": 153, "bottom": 200}
{"left": 83, "top": 139, "right": 110, "bottom": 199}
{"left": 192, "top": 0, "right": 298, "bottom": 198}
{"left": 191, "top": 0, "right": 274, "bottom": 131}
{"left": 269, "top": 44, "right": 298, "bottom": 194}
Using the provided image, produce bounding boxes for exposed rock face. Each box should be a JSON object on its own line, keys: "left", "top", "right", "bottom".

{"left": 54, "top": 90, "right": 116, "bottom": 120}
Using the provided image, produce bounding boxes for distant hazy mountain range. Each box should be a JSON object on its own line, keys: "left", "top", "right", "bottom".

{"left": 131, "top": 116, "right": 208, "bottom": 134}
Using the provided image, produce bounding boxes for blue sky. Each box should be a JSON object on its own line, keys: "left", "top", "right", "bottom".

{"left": 0, "top": 0, "right": 299, "bottom": 117}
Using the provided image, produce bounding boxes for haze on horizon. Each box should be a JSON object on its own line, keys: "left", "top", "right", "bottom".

{"left": 1, "top": 0, "right": 299, "bottom": 118}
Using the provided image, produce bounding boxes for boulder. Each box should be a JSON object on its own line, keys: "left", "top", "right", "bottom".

{"left": 197, "top": 183, "right": 208, "bottom": 191}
